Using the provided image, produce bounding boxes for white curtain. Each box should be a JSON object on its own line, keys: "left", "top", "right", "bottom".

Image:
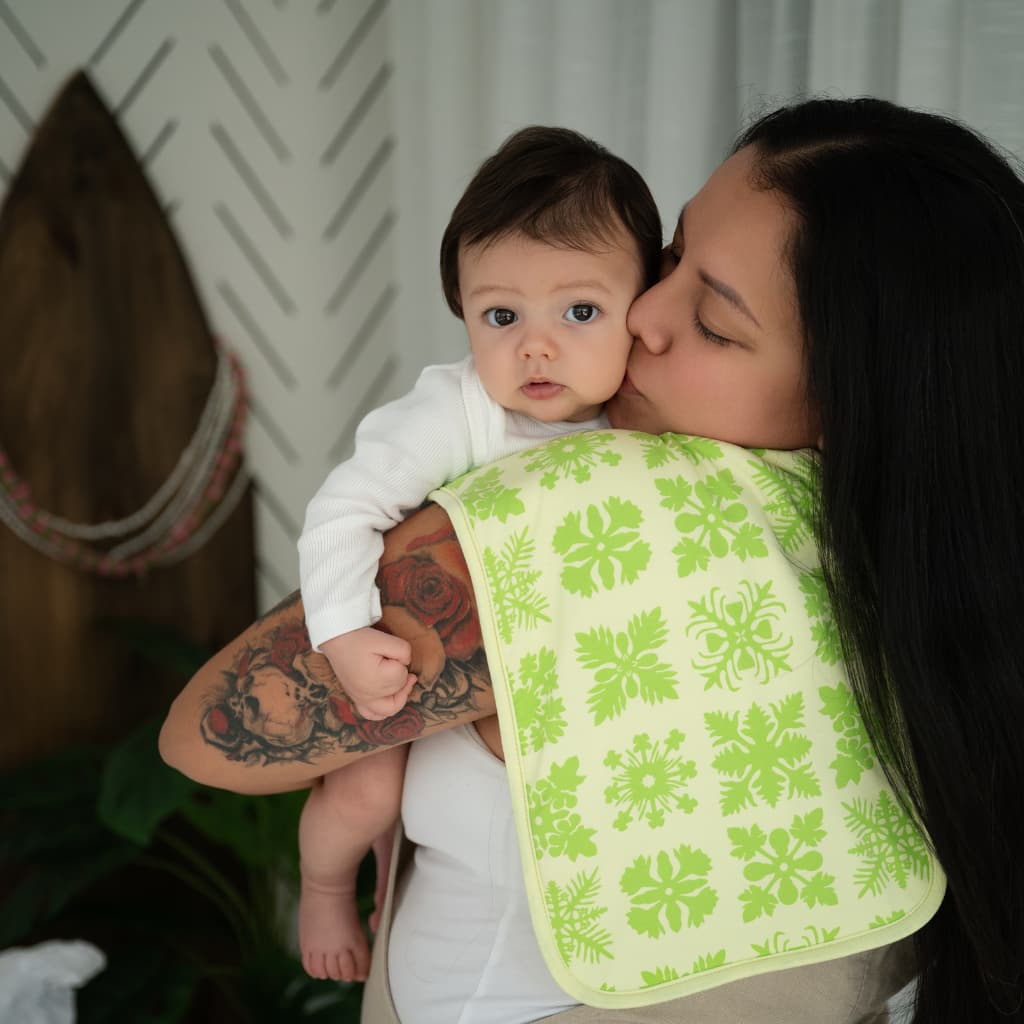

{"left": 388, "top": 0, "right": 1024, "bottom": 383}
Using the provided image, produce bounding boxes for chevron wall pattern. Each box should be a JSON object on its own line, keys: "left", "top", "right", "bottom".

{"left": 0, "top": 0, "right": 402, "bottom": 611}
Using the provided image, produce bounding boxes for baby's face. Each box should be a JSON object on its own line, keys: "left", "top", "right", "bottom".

{"left": 458, "top": 229, "right": 644, "bottom": 423}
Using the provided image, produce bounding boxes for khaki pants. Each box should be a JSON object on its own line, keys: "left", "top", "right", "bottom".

{"left": 361, "top": 828, "right": 916, "bottom": 1024}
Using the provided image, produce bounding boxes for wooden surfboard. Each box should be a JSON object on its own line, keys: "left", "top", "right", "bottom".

{"left": 0, "top": 72, "right": 256, "bottom": 770}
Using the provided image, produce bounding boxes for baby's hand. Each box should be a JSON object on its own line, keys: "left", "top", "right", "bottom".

{"left": 321, "top": 627, "right": 417, "bottom": 721}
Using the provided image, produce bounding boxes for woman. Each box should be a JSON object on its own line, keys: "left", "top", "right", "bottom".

{"left": 161, "top": 97, "right": 1024, "bottom": 1022}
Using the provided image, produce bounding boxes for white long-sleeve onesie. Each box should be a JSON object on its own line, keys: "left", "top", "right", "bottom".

{"left": 299, "top": 356, "right": 607, "bottom": 650}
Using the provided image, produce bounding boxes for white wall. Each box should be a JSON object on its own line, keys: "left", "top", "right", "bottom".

{"left": 0, "top": 0, "right": 401, "bottom": 610}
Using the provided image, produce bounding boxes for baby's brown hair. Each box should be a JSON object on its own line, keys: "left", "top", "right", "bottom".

{"left": 440, "top": 126, "right": 662, "bottom": 318}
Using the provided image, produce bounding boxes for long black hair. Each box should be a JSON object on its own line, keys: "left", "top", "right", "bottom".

{"left": 736, "top": 98, "right": 1024, "bottom": 1022}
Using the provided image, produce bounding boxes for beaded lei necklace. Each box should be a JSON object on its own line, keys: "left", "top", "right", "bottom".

{"left": 0, "top": 345, "right": 249, "bottom": 578}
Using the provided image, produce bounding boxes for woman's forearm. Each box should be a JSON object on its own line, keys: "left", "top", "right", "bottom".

{"left": 158, "top": 504, "right": 496, "bottom": 793}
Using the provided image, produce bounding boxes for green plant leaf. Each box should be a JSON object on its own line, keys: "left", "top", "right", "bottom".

{"left": 0, "top": 838, "right": 137, "bottom": 946}
{"left": 78, "top": 945, "right": 200, "bottom": 1024}
{"left": 98, "top": 717, "right": 197, "bottom": 845}
{"left": 98, "top": 617, "right": 210, "bottom": 678}
{"left": 240, "top": 946, "right": 361, "bottom": 1023}
{"left": 0, "top": 746, "right": 103, "bottom": 810}
{"left": 182, "top": 788, "right": 305, "bottom": 870}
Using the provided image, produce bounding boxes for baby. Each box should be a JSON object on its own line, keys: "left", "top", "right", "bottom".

{"left": 296, "top": 126, "right": 662, "bottom": 981}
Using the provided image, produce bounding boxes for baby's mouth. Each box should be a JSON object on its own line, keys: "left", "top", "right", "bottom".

{"left": 521, "top": 380, "right": 565, "bottom": 399}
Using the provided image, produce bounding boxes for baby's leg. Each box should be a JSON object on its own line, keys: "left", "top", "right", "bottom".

{"left": 298, "top": 746, "right": 407, "bottom": 982}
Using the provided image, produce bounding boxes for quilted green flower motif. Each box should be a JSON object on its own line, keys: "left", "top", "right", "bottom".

{"left": 843, "top": 792, "right": 932, "bottom": 898}
{"left": 553, "top": 497, "right": 651, "bottom": 597}
{"left": 729, "top": 809, "right": 838, "bottom": 922}
{"left": 657, "top": 470, "right": 769, "bottom": 578}
{"left": 640, "top": 950, "right": 726, "bottom": 988}
{"left": 705, "top": 693, "right": 821, "bottom": 815}
{"left": 686, "top": 581, "right": 794, "bottom": 691}
{"left": 482, "top": 528, "right": 550, "bottom": 643}
{"left": 521, "top": 431, "right": 622, "bottom": 488}
{"left": 544, "top": 870, "right": 614, "bottom": 966}
{"left": 751, "top": 924, "right": 839, "bottom": 957}
{"left": 603, "top": 730, "right": 697, "bottom": 830}
{"left": 456, "top": 466, "right": 524, "bottom": 522}
{"left": 576, "top": 608, "right": 681, "bottom": 724}
{"left": 818, "top": 683, "right": 875, "bottom": 788}
{"left": 748, "top": 456, "right": 817, "bottom": 554}
{"left": 621, "top": 844, "right": 718, "bottom": 938}
{"left": 527, "top": 756, "right": 598, "bottom": 861}
{"left": 799, "top": 569, "right": 842, "bottom": 664}
{"left": 868, "top": 910, "right": 906, "bottom": 929}
{"left": 630, "top": 432, "right": 724, "bottom": 469}
{"left": 511, "top": 647, "right": 566, "bottom": 753}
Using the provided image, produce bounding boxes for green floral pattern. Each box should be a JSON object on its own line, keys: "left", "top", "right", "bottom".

{"left": 510, "top": 647, "right": 566, "bottom": 752}
{"left": 800, "top": 569, "right": 842, "bottom": 664}
{"left": 545, "top": 870, "right": 614, "bottom": 965}
{"left": 844, "top": 793, "right": 932, "bottom": 897}
{"left": 621, "top": 844, "right": 718, "bottom": 937}
{"left": 553, "top": 497, "right": 651, "bottom": 597}
{"left": 576, "top": 609, "right": 681, "bottom": 724}
{"left": 522, "top": 431, "right": 622, "bottom": 488}
{"left": 657, "top": 470, "right": 769, "bottom": 578}
{"left": 456, "top": 465, "right": 524, "bottom": 522}
{"left": 686, "top": 581, "right": 794, "bottom": 691}
{"left": 482, "top": 529, "right": 550, "bottom": 643}
{"left": 603, "top": 730, "right": 697, "bottom": 830}
{"left": 819, "top": 684, "right": 875, "bottom": 787}
{"left": 527, "top": 757, "right": 598, "bottom": 861}
{"left": 640, "top": 950, "right": 726, "bottom": 987}
{"left": 729, "top": 809, "right": 838, "bottom": 922}
{"left": 431, "top": 431, "right": 942, "bottom": 1008}
{"left": 705, "top": 694, "right": 821, "bottom": 815}
{"left": 751, "top": 924, "right": 839, "bottom": 957}
{"left": 631, "top": 432, "right": 724, "bottom": 469}
{"left": 748, "top": 456, "right": 816, "bottom": 553}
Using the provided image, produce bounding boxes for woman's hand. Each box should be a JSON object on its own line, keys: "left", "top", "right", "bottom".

{"left": 158, "top": 504, "right": 496, "bottom": 794}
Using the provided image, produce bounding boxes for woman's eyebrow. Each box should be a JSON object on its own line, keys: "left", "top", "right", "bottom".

{"left": 699, "top": 271, "right": 762, "bottom": 329}
{"left": 678, "top": 205, "right": 762, "bottom": 329}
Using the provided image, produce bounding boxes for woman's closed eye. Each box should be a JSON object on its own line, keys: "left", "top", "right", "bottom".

{"left": 693, "top": 313, "right": 733, "bottom": 347}
{"left": 485, "top": 307, "right": 517, "bottom": 327}
{"left": 563, "top": 302, "right": 600, "bottom": 324}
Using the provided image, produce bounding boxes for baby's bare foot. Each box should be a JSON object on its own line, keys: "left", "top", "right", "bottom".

{"left": 299, "top": 879, "right": 371, "bottom": 983}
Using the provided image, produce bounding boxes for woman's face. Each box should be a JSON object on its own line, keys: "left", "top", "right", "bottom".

{"left": 607, "top": 146, "right": 820, "bottom": 449}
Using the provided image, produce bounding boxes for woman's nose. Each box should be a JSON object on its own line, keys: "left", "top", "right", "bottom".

{"left": 626, "top": 280, "right": 672, "bottom": 355}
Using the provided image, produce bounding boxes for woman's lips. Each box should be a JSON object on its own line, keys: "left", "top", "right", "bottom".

{"left": 521, "top": 381, "right": 565, "bottom": 399}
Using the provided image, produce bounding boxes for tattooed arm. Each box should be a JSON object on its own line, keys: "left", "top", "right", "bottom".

{"left": 159, "top": 504, "right": 496, "bottom": 794}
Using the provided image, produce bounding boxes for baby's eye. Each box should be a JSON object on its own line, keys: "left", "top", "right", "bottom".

{"left": 564, "top": 303, "right": 599, "bottom": 324}
{"left": 485, "top": 308, "right": 517, "bottom": 327}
